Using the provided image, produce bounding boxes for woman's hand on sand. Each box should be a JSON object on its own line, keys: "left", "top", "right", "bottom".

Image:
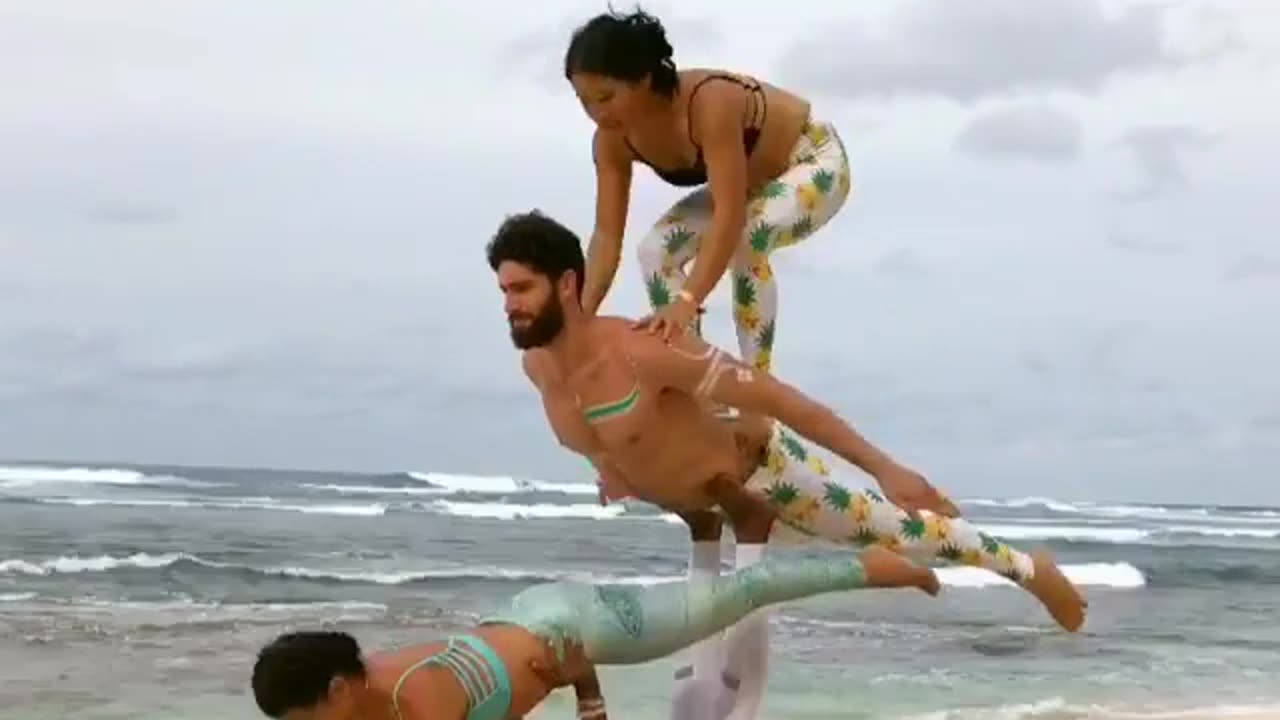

{"left": 528, "top": 638, "right": 593, "bottom": 688}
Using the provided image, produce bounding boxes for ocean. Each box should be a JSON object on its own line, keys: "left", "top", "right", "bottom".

{"left": 2, "top": 461, "right": 1279, "bottom": 720}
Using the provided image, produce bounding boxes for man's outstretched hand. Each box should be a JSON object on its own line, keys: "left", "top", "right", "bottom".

{"left": 874, "top": 462, "right": 961, "bottom": 519}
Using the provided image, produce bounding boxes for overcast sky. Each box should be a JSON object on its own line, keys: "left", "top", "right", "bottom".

{"left": 1, "top": 0, "right": 1277, "bottom": 504}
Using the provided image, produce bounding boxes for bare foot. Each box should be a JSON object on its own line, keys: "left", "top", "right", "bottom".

{"left": 859, "top": 546, "right": 940, "bottom": 596}
{"left": 1024, "top": 549, "right": 1088, "bottom": 632}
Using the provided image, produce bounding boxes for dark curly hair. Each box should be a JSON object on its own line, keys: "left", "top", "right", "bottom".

{"left": 564, "top": 6, "right": 678, "bottom": 97}
{"left": 251, "top": 631, "right": 366, "bottom": 718}
{"left": 485, "top": 210, "right": 585, "bottom": 298}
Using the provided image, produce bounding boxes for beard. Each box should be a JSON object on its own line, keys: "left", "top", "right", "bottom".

{"left": 508, "top": 295, "right": 566, "bottom": 349}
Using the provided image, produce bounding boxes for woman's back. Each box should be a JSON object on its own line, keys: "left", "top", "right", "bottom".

{"left": 369, "top": 624, "right": 552, "bottom": 719}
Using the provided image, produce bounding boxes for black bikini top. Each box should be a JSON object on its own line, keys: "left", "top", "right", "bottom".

{"left": 625, "top": 73, "right": 768, "bottom": 188}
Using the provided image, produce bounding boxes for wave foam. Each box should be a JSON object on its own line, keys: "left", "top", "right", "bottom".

{"left": 963, "top": 496, "right": 1280, "bottom": 524}
{"left": 0, "top": 464, "right": 225, "bottom": 489}
{"left": 899, "top": 697, "right": 1280, "bottom": 720}
{"left": 36, "top": 497, "right": 387, "bottom": 516}
{"left": 0, "top": 552, "right": 1145, "bottom": 590}
{"left": 939, "top": 562, "right": 1146, "bottom": 589}
{"left": 23, "top": 495, "right": 1280, "bottom": 548}
{"left": 429, "top": 500, "right": 625, "bottom": 520}
{"left": 406, "top": 471, "right": 596, "bottom": 496}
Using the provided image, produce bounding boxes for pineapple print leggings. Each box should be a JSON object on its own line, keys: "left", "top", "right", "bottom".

{"left": 637, "top": 117, "right": 852, "bottom": 373}
{"left": 748, "top": 421, "right": 1036, "bottom": 584}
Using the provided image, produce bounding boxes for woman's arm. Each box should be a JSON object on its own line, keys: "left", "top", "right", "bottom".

{"left": 528, "top": 639, "right": 608, "bottom": 718}
{"left": 573, "top": 671, "right": 608, "bottom": 720}
{"left": 679, "top": 84, "right": 750, "bottom": 307}
{"left": 581, "top": 129, "right": 633, "bottom": 315}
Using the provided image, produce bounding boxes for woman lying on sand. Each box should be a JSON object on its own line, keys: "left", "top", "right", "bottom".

{"left": 250, "top": 546, "right": 937, "bottom": 720}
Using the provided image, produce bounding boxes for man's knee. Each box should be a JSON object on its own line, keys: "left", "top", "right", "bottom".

{"left": 681, "top": 510, "right": 723, "bottom": 542}
{"left": 706, "top": 475, "right": 775, "bottom": 543}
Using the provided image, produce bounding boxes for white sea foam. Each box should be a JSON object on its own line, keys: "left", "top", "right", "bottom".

{"left": 37, "top": 497, "right": 387, "bottom": 516}
{"left": 428, "top": 499, "right": 626, "bottom": 520}
{"left": 0, "top": 464, "right": 225, "bottom": 489}
{"left": 0, "top": 551, "right": 1147, "bottom": 590}
{"left": 406, "top": 471, "right": 597, "bottom": 496}
{"left": 938, "top": 562, "right": 1147, "bottom": 589}
{"left": 898, "top": 696, "right": 1280, "bottom": 720}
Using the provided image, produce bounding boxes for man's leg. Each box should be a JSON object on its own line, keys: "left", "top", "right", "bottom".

{"left": 668, "top": 511, "right": 733, "bottom": 720}
{"left": 716, "top": 501, "right": 772, "bottom": 720}
{"left": 746, "top": 423, "right": 1087, "bottom": 632}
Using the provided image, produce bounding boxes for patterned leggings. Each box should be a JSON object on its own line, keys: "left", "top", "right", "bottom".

{"left": 489, "top": 553, "right": 868, "bottom": 666}
{"left": 747, "top": 422, "right": 1036, "bottom": 584}
{"left": 637, "top": 117, "right": 852, "bottom": 373}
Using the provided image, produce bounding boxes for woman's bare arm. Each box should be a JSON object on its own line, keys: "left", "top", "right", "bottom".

{"left": 582, "top": 130, "right": 633, "bottom": 315}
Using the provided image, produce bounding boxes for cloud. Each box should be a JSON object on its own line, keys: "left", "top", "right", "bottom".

{"left": 1104, "top": 232, "right": 1186, "bottom": 256}
{"left": 1112, "top": 124, "right": 1219, "bottom": 201}
{"left": 953, "top": 103, "right": 1083, "bottom": 163}
{"left": 1222, "top": 253, "right": 1280, "bottom": 283}
{"left": 497, "top": 6, "right": 724, "bottom": 91}
{"left": 84, "top": 205, "right": 178, "bottom": 226}
{"left": 778, "top": 0, "right": 1198, "bottom": 103}
{"left": 0, "top": 0, "right": 1276, "bottom": 504}
{"left": 872, "top": 248, "right": 929, "bottom": 277}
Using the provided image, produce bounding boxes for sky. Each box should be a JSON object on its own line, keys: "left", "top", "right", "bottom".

{"left": 1, "top": 0, "right": 1277, "bottom": 504}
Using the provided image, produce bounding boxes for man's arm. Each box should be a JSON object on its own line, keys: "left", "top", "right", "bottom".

{"left": 622, "top": 332, "right": 898, "bottom": 478}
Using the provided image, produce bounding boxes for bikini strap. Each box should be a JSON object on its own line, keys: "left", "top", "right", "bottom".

{"left": 391, "top": 636, "right": 507, "bottom": 719}
{"left": 685, "top": 73, "right": 768, "bottom": 150}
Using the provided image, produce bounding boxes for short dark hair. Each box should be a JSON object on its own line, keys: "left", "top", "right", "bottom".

{"left": 251, "top": 631, "right": 366, "bottom": 718}
{"left": 486, "top": 210, "right": 585, "bottom": 298}
{"left": 564, "top": 7, "right": 678, "bottom": 98}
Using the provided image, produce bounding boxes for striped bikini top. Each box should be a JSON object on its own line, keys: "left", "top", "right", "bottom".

{"left": 391, "top": 634, "right": 512, "bottom": 720}
{"left": 578, "top": 349, "right": 642, "bottom": 425}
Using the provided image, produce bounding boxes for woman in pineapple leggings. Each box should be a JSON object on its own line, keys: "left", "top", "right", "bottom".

{"left": 567, "top": 12, "right": 852, "bottom": 372}
{"left": 566, "top": 10, "right": 853, "bottom": 720}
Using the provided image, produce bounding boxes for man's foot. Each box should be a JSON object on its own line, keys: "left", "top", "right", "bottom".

{"left": 1024, "top": 549, "right": 1087, "bottom": 632}
{"left": 859, "top": 546, "right": 940, "bottom": 596}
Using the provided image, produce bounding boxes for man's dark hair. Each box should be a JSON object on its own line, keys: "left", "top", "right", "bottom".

{"left": 486, "top": 210, "right": 585, "bottom": 298}
{"left": 251, "top": 631, "right": 366, "bottom": 718}
{"left": 564, "top": 7, "right": 678, "bottom": 98}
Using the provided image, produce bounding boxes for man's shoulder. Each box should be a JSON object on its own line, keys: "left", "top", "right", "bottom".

{"left": 590, "top": 315, "right": 635, "bottom": 330}
{"left": 584, "top": 317, "right": 665, "bottom": 364}
{"left": 589, "top": 316, "right": 649, "bottom": 346}
{"left": 520, "top": 349, "right": 558, "bottom": 385}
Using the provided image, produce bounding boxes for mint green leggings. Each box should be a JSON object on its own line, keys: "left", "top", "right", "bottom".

{"left": 483, "top": 554, "right": 868, "bottom": 665}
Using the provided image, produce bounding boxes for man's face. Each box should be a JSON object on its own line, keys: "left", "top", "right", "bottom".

{"left": 497, "top": 261, "right": 567, "bottom": 349}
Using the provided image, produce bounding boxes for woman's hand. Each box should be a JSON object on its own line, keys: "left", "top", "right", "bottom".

{"left": 528, "top": 638, "right": 594, "bottom": 689}
{"left": 632, "top": 293, "right": 702, "bottom": 342}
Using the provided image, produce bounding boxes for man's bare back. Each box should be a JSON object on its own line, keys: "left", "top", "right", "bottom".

{"left": 525, "top": 316, "right": 770, "bottom": 512}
